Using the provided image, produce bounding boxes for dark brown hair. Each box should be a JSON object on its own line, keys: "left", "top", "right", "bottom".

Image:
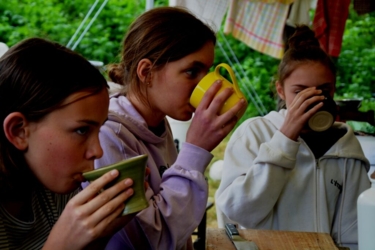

{"left": 108, "top": 6, "right": 216, "bottom": 104}
{"left": 278, "top": 25, "right": 336, "bottom": 86}
{"left": 0, "top": 37, "right": 108, "bottom": 200}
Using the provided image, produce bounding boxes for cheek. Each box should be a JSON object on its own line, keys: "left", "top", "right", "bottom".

{"left": 284, "top": 92, "right": 296, "bottom": 108}
{"left": 27, "top": 133, "right": 77, "bottom": 176}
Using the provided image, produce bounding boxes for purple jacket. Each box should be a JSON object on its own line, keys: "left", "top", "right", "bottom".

{"left": 95, "top": 94, "right": 212, "bottom": 250}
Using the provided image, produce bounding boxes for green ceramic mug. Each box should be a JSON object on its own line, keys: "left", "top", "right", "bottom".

{"left": 83, "top": 154, "right": 149, "bottom": 215}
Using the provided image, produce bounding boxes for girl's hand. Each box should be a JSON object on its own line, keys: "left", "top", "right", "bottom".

{"left": 43, "top": 170, "right": 135, "bottom": 250}
{"left": 186, "top": 80, "right": 247, "bottom": 152}
{"left": 280, "top": 87, "right": 325, "bottom": 141}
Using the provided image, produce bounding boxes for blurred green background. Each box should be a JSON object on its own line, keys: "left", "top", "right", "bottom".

{"left": 1, "top": 0, "right": 374, "bottom": 227}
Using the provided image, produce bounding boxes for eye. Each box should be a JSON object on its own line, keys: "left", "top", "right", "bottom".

{"left": 75, "top": 126, "right": 89, "bottom": 135}
{"left": 186, "top": 68, "right": 199, "bottom": 79}
{"left": 321, "top": 88, "right": 332, "bottom": 93}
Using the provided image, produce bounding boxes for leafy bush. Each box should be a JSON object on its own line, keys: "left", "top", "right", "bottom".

{"left": 1, "top": 1, "right": 374, "bottom": 131}
{"left": 214, "top": 33, "right": 280, "bottom": 126}
{"left": 0, "top": 0, "right": 145, "bottom": 64}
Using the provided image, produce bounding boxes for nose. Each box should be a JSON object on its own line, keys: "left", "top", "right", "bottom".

{"left": 86, "top": 136, "right": 104, "bottom": 160}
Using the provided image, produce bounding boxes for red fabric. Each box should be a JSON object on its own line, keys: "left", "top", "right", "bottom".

{"left": 312, "top": 0, "right": 351, "bottom": 57}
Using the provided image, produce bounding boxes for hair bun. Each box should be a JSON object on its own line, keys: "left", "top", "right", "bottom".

{"left": 288, "top": 25, "right": 320, "bottom": 50}
{"left": 107, "top": 63, "right": 125, "bottom": 86}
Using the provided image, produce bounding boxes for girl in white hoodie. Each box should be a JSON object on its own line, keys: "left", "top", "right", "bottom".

{"left": 216, "top": 25, "right": 370, "bottom": 250}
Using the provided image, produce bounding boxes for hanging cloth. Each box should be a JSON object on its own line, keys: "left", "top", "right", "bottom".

{"left": 248, "top": 0, "right": 294, "bottom": 3}
{"left": 224, "top": 0, "right": 291, "bottom": 59}
{"left": 286, "top": 0, "right": 317, "bottom": 27}
{"left": 312, "top": 0, "right": 351, "bottom": 58}
{"left": 353, "top": 0, "right": 375, "bottom": 15}
{"left": 169, "top": 0, "right": 229, "bottom": 32}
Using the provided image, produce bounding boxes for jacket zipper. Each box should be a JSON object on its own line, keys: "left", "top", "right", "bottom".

{"left": 316, "top": 159, "right": 320, "bottom": 232}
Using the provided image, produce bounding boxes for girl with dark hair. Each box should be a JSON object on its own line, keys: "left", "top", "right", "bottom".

{"left": 0, "top": 37, "right": 135, "bottom": 249}
{"left": 216, "top": 25, "right": 370, "bottom": 249}
{"left": 90, "top": 6, "right": 246, "bottom": 250}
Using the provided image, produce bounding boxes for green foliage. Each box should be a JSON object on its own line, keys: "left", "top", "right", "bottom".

{"left": 336, "top": 12, "right": 375, "bottom": 100}
{"left": 214, "top": 33, "right": 280, "bottom": 125}
{"left": 0, "top": 0, "right": 145, "bottom": 64}
{"left": 1, "top": 1, "right": 374, "bottom": 132}
{"left": 334, "top": 11, "right": 375, "bottom": 133}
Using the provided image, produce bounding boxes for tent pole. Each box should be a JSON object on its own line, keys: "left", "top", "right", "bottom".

{"left": 146, "top": 0, "right": 154, "bottom": 11}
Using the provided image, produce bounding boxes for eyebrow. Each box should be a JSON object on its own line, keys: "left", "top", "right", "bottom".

{"left": 291, "top": 84, "right": 308, "bottom": 88}
{"left": 317, "top": 83, "right": 333, "bottom": 88}
{"left": 292, "top": 83, "right": 332, "bottom": 88}
{"left": 188, "top": 61, "right": 211, "bottom": 69}
{"left": 78, "top": 118, "right": 107, "bottom": 126}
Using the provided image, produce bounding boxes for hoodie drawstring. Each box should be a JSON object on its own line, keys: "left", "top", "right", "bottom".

{"left": 337, "top": 158, "right": 348, "bottom": 246}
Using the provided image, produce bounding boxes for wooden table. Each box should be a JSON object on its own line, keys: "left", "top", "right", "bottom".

{"left": 206, "top": 228, "right": 339, "bottom": 250}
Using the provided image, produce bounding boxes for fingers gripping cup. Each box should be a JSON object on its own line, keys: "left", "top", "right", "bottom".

{"left": 189, "top": 63, "right": 248, "bottom": 119}
{"left": 307, "top": 93, "right": 337, "bottom": 132}
{"left": 83, "top": 155, "right": 149, "bottom": 215}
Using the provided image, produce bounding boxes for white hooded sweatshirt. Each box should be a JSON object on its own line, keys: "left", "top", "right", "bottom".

{"left": 216, "top": 109, "right": 370, "bottom": 249}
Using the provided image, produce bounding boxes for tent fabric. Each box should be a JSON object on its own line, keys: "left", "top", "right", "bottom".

{"left": 312, "top": 0, "right": 350, "bottom": 58}
{"left": 224, "top": 0, "right": 290, "bottom": 59}
{"left": 169, "top": 0, "right": 229, "bottom": 32}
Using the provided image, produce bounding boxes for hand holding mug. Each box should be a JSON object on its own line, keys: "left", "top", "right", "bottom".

{"left": 187, "top": 64, "right": 248, "bottom": 152}
{"left": 190, "top": 63, "right": 248, "bottom": 119}
{"left": 280, "top": 87, "right": 325, "bottom": 141}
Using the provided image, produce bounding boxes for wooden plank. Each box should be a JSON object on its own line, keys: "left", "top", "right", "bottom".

{"left": 206, "top": 228, "right": 339, "bottom": 250}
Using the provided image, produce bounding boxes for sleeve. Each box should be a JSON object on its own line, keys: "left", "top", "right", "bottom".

{"left": 137, "top": 142, "right": 211, "bottom": 249}
{"left": 96, "top": 122, "right": 213, "bottom": 250}
{"left": 333, "top": 159, "right": 371, "bottom": 248}
{"left": 216, "top": 119, "right": 301, "bottom": 229}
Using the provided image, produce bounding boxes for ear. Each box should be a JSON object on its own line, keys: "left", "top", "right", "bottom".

{"left": 3, "top": 112, "right": 29, "bottom": 150}
{"left": 136, "top": 58, "right": 153, "bottom": 84}
{"left": 276, "top": 81, "right": 285, "bottom": 100}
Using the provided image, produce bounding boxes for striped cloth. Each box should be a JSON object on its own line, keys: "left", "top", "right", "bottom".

{"left": 0, "top": 186, "right": 78, "bottom": 249}
{"left": 224, "top": 0, "right": 291, "bottom": 59}
{"left": 312, "top": 0, "right": 351, "bottom": 57}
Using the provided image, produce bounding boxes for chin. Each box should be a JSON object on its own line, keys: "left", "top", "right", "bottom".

{"left": 52, "top": 184, "right": 80, "bottom": 195}
{"left": 170, "top": 111, "right": 193, "bottom": 121}
{"left": 182, "top": 112, "right": 194, "bottom": 121}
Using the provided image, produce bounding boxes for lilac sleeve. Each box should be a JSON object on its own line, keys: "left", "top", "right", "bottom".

{"left": 96, "top": 124, "right": 213, "bottom": 249}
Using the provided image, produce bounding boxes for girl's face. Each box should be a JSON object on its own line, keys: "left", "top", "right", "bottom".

{"left": 277, "top": 62, "right": 336, "bottom": 108}
{"left": 24, "top": 88, "right": 109, "bottom": 194}
{"left": 147, "top": 41, "right": 215, "bottom": 121}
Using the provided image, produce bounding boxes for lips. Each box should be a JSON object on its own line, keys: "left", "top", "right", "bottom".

{"left": 188, "top": 103, "right": 196, "bottom": 113}
{"left": 74, "top": 173, "right": 86, "bottom": 183}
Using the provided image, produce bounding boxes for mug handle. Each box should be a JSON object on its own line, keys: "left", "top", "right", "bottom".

{"left": 215, "top": 63, "right": 242, "bottom": 96}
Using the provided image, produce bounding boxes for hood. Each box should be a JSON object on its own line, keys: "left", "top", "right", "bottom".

{"left": 263, "top": 109, "right": 287, "bottom": 129}
{"left": 325, "top": 122, "right": 370, "bottom": 169}
{"left": 107, "top": 94, "right": 167, "bottom": 144}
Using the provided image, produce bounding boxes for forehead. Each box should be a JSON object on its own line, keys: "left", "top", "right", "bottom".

{"left": 285, "top": 62, "right": 335, "bottom": 88}
{"left": 60, "top": 90, "right": 99, "bottom": 106}
{"left": 52, "top": 89, "right": 109, "bottom": 119}
{"left": 164, "top": 41, "right": 215, "bottom": 70}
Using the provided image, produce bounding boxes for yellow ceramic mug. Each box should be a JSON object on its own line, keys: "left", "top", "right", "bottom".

{"left": 189, "top": 63, "right": 247, "bottom": 119}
